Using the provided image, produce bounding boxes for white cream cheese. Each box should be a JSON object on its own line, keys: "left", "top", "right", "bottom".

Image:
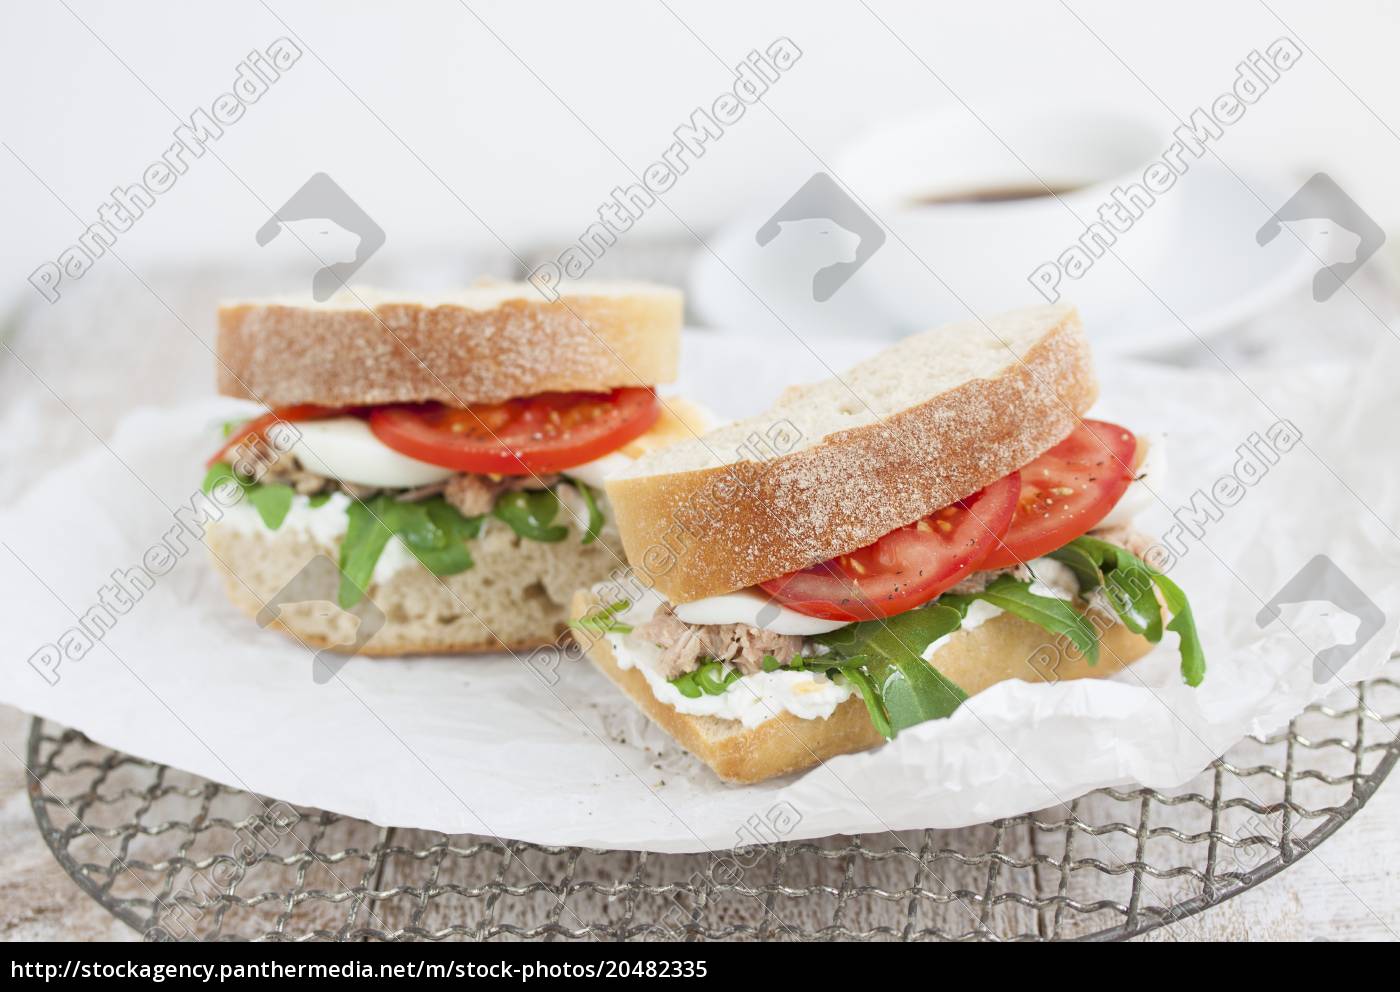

{"left": 920, "top": 557, "right": 1082, "bottom": 660}
{"left": 213, "top": 491, "right": 421, "bottom": 582}
{"left": 1024, "top": 557, "right": 1080, "bottom": 601}
{"left": 605, "top": 632, "right": 853, "bottom": 729}
{"left": 921, "top": 598, "right": 1004, "bottom": 660}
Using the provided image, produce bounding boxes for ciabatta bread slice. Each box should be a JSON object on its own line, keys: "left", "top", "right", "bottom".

{"left": 571, "top": 589, "right": 1152, "bottom": 783}
{"left": 217, "top": 282, "right": 681, "bottom": 407}
{"left": 606, "top": 304, "right": 1095, "bottom": 604}
{"left": 209, "top": 517, "right": 626, "bottom": 656}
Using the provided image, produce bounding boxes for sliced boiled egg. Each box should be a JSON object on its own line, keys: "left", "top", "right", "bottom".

{"left": 673, "top": 587, "right": 850, "bottom": 636}
{"left": 290, "top": 417, "right": 457, "bottom": 489}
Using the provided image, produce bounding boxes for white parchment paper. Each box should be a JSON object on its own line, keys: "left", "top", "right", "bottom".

{"left": 3, "top": 332, "right": 1398, "bottom": 853}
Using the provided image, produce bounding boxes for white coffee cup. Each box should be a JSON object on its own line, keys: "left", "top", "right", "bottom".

{"left": 835, "top": 106, "right": 1180, "bottom": 327}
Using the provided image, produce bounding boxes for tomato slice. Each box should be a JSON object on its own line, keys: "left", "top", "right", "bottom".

{"left": 367, "top": 387, "right": 661, "bottom": 476}
{"left": 206, "top": 404, "right": 343, "bottom": 467}
{"left": 758, "top": 474, "right": 1021, "bottom": 622}
{"left": 976, "top": 419, "right": 1138, "bottom": 570}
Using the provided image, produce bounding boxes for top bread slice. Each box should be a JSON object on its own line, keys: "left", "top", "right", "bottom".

{"left": 217, "top": 282, "right": 681, "bottom": 406}
{"left": 605, "top": 303, "right": 1096, "bottom": 604}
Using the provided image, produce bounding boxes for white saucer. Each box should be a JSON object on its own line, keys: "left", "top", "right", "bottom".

{"left": 689, "top": 165, "right": 1317, "bottom": 358}
{"left": 1083, "top": 165, "right": 1318, "bottom": 356}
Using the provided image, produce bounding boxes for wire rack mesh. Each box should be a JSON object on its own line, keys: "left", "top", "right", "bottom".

{"left": 25, "top": 657, "right": 1400, "bottom": 941}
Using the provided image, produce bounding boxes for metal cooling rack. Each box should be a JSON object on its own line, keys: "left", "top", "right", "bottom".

{"left": 25, "top": 659, "right": 1400, "bottom": 941}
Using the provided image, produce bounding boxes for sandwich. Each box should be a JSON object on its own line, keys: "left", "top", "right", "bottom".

{"left": 569, "top": 303, "right": 1203, "bottom": 783}
{"left": 203, "top": 282, "right": 706, "bottom": 655}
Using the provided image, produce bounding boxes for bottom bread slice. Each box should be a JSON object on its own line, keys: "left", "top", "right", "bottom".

{"left": 208, "top": 522, "right": 627, "bottom": 656}
{"left": 572, "top": 590, "right": 1155, "bottom": 783}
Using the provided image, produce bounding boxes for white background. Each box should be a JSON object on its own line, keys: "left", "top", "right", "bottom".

{"left": 3, "top": 0, "right": 1400, "bottom": 303}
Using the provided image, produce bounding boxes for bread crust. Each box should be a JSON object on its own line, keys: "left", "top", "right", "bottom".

{"left": 217, "top": 284, "right": 681, "bottom": 406}
{"left": 606, "top": 307, "right": 1097, "bottom": 603}
{"left": 571, "top": 589, "right": 1153, "bottom": 784}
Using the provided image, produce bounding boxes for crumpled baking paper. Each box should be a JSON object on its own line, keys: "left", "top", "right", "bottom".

{"left": 3, "top": 331, "right": 1398, "bottom": 853}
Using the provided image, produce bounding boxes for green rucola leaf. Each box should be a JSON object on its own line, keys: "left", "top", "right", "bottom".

{"left": 1049, "top": 535, "right": 1205, "bottom": 687}
{"left": 245, "top": 482, "right": 294, "bottom": 530}
{"left": 816, "top": 603, "right": 968, "bottom": 737}
{"left": 567, "top": 478, "right": 606, "bottom": 545}
{"left": 337, "top": 499, "right": 394, "bottom": 609}
{"left": 492, "top": 490, "right": 569, "bottom": 542}
{"left": 974, "top": 574, "right": 1099, "bottom": 665}
{"left": 1151, "top": 572, "right": 1205, "bottom": 686}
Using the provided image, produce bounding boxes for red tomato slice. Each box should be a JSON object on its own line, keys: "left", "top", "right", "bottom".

{"left": 367, "top": 387, "right": 661, "bottom": 476}
{"left": 206, "top": 404, "right": 343, "bottom": 467}
{"left": 977, "top": 419, "right": 1138, "bottom": 570}
{"left": 758, "top": 474, "right": 1021, "bottom": 622}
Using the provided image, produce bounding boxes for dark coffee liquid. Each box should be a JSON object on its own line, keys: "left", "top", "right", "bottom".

{"left": 910, "top": 183, "right": 1080, "bottom": 205}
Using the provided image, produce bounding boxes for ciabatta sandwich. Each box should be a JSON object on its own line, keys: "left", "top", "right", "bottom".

{"left": 570, "top": 304, "right": 1203, "bottom": 783}
{"left": 203, "top": 282, "right": 706, "bottom": 655}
